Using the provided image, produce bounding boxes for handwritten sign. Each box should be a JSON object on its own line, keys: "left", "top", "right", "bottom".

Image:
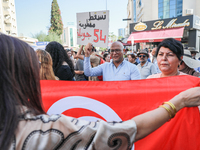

{"left": 76, "top": 10, "right": 109, "bottom": 48}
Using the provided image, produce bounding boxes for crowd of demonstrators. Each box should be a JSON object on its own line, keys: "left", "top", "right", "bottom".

{"left": 32, "top": 38, "right": 200, "bottom": 81}
{"left": 178, "top": 49, "right": 200, "bottom": 77}
{"left": 83, "top": 41, "right": 141, "bottom": 81}
{"left": 36, "top": 49, "right": 58, "bottom": 80}
{"left": 1, "top": 33, "right": 200, "bottom": 149}
{"left": 45, "top": 41, "right": 75, "bottom": 81}
{"left": 137, "top": 49, "right": 157, "bottom": 79}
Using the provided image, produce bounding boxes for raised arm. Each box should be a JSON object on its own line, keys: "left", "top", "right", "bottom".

{"left": 132, "top": 87, "right": 200, "bottom": 141}
{"left": 74, "top": 45, "right": 84, "bottom": 60}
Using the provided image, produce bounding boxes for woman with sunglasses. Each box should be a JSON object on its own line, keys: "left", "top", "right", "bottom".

{"left": 1, "top": 34, "right": 200, "bottom": 149}
{"left": 147, "top": 38, "right": 187, "bottom": 78}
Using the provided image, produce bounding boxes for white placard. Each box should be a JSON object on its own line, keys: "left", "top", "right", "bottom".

{"left": 76, "top": 10, "right": 109, "bottom": 48}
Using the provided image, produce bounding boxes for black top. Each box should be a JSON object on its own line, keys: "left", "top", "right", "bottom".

{"left": 55, "top": 65, "right": 74, "bottom": 81}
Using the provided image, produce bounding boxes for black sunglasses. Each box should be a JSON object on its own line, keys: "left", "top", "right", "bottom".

{"left": 139, "top": 55, "right": 146, "bottom": 58}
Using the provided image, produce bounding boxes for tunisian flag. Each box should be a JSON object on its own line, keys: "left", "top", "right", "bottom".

{"left": 41, "top": 75, "right": 200, "bottom": 150}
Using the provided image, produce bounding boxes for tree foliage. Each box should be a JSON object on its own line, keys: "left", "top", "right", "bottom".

{"left": 49, "top": 0, "right": 63, "bottom": 36}
{"left": 108, "top": 32, "right": 117, "bottom": 42}
{"left": 118, "top": 36, "right": 124, "bottom": 40}
{"left": 32, "top": 31, "right": 62, "bottom": 43}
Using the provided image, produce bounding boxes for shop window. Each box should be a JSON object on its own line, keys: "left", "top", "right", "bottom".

{"left": 170, "top": 9, "right": 176, "bottom": 18}
{"left": 163, "top": 11, "right": 169, "bottom": 18}
{"left": 177, "top": 0, "right": 182, "bottom": 5}
{"left": 64, "top": 31, "right": 66, "bottom": 43}
{"left": 70, "top": 28, "right": 73, "bottom": 47}
{"left": 158, "top": 3, "right": 163, "bottom": 7}
{"left": 170, "top": 5, "right": 176, "bottom": 10}
{"left": 163, "top": 2, "right": 169, "bottom": 7}
{"left": 170, "top": 0, "right": 176, "bottom": 5}
{"left": 176, "top": 9, "right": 182, "bottom": 16}
{"left": 159, "top": 7, "right": 163, "bottom": 12}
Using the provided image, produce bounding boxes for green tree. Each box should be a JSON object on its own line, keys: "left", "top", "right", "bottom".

{"left": 31, "top": 31, "right": 47, "bottom": 42}
{"left": 108, "top": 32, "right": 117, "bottom": 42}
{"left": 118, "top": 36, "right": 124, "bottom": 40}
{"left": 49, "top": 0, "right": 63, "bottom": 36}
{"left": 32, "top": 31, "right": 62, "bottom": 43}
{"left": 46, "top": 32, "right": 62, "bottom": 43}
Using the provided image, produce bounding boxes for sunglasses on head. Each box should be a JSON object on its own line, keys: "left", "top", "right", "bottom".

{"left": 139, "top": 55, "right": 146, "bottom": 58}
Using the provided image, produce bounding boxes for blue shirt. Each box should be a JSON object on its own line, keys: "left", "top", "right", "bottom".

{"left": 84, "top": 57, "right": 141, "bottom": 81}
{"left": 137, "top": 61, "right": 157, "bottom": 79}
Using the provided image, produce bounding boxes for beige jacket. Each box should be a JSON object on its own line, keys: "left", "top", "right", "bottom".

{"left": 9, "top": 107, "right": 137, "bottom": 150}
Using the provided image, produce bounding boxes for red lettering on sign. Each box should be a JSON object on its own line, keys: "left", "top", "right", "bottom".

{"left": 93, "top": 29, "right": 99, "bottom": 43}
{"left": 100, "top": 30, "right": 106, "bottom": 43}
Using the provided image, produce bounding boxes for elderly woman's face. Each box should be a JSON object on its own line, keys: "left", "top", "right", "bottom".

{"left": 157, "top": 47, "right": 181, "bottom": 75}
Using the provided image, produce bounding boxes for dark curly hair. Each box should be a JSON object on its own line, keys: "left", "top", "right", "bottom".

{"left": 156, "top": 38, "right": 183, "bottom": 60}
{"left": 45, "top": 41, "right": 75, "bottom": 77}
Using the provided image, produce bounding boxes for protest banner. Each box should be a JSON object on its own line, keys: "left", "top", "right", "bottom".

{"left": 41, "top": 75, "right": 200, "bottom": 150}
{"left": 76, "top": 10, "right": 109, "bottom": 48}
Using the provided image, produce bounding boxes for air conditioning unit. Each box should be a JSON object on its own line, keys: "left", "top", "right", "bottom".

{"left": 186, "top": 9, "right": 193, "bottom": 15}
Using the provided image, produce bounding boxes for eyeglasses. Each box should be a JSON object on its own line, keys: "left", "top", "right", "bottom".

{"left": 139, "top": 55, "right": 146, "bottom": 58}
{"left": 110, "top": 49, "right": 122, "bottom": 53}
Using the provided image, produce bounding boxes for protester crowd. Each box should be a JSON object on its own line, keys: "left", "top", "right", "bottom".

{"left": 1, "top": 33, "right": 200, "bottom": 150}
{"left": 37, "top": 38, "right": 200, "bottom": 82}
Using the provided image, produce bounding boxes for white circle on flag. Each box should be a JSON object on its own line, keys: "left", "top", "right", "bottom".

{"left": 47, "top": 96, "right": 135, "bottom": 150}
{"left": 47, "top": 96, "right": 122, "bottom": 122}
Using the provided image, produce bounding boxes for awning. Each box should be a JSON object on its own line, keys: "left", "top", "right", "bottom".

{"left": 127, "top": 27, "right": 184, "bottom": 44}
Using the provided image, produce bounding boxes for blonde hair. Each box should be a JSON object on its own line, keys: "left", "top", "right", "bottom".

{"left": 36, "top": 49, "right": 57, "bottom": 80}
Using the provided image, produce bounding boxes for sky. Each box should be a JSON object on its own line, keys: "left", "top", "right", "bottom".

{"left": 15, "top": 0, "right": 128, "bottom": 37}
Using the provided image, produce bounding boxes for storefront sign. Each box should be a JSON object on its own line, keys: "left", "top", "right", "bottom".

{"left": 134, "top": 22, "right": 147, "bottom": 31}
{"left": 152, "top": 18, "right": 190, "bottom": 30}
{"left": 130, "top": 15, "right": 194, "bottom": 33}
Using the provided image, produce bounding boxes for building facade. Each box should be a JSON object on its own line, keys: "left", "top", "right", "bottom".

{"left": 126, "top": 0, "right": 200, "bottom": 51}
{"left": 0, "top": 0, "right": 17, "bottom": 35}
{"left": 61, "top": 26, "right": 78, "bottom": 49}
{"left": 118, "top": 28, "right": 125, "bottom": 37}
